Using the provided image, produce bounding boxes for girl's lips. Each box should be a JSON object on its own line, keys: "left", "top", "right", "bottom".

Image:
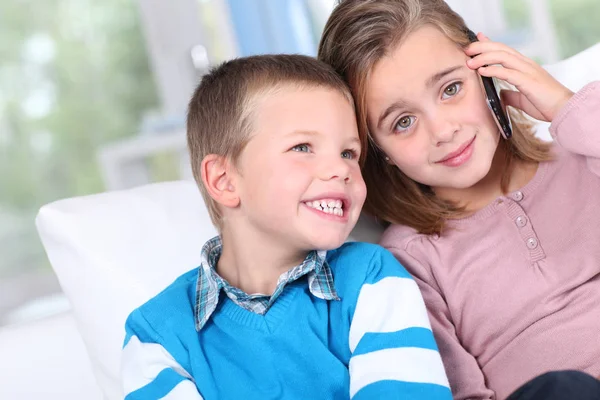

{"left": 435, "top": 136, "right": 476, "bottom": 167}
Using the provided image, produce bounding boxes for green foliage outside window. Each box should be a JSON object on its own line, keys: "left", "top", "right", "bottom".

{"left": 0, "top": 0, "right": 158, "bottom": 276}
{"left": 504, "top": 0, "right": 600, "bottom": 59}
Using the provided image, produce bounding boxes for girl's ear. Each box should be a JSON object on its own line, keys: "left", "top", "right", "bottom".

{"left": 200, "top": 154, "right": 240, "bottom": 209}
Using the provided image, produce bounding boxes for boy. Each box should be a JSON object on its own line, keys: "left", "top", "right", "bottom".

{"left": 120, "top": 54, "right": 451, "bottom": 400}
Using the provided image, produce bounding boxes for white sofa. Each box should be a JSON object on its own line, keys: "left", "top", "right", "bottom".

{"left": 0, "top": 311, "right": 103, "bottom": 400}
{"left": 1, "top": 43, "right": 598, "bottom": 400}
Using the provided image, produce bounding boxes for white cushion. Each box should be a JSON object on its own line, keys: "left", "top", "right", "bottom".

{"left": 36, "top": 181, "right": 218, "bottom": 399}
{"left": 536, "top": 42, "right": 600, "bottom": 140}
{"left": 544, "top": 42, "right": 600, "bottom": 92}
{"left": 35, "top": 43, "right": 600, "bottom": 400}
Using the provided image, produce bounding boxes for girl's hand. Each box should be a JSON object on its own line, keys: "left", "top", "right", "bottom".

{"left": 465, "top": 32, "right": 574, "bottom": 122}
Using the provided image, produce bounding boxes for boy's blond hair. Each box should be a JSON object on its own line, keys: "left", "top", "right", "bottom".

{"left": 187, "top": 54, "right": 355, "bottom": 230}
{"left": 318, "top": 0, "right": 553, "bottom": 235}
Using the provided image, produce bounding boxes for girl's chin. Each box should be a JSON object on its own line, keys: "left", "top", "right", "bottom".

{"left": 431, "top": 171, "right": 492, "bottom": 192}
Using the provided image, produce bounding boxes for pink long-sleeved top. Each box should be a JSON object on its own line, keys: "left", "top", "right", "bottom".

{"left": 380, "top": 81, "right": 600, "bottom": 400}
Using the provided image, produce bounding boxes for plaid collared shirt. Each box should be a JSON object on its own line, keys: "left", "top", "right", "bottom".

{"left": 194, "top": 236, "right": 340, "bottom": 331}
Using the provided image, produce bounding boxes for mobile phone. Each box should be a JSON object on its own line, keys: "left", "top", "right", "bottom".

{"left": 466, "top": 29, "right": 512, "bottom": 140}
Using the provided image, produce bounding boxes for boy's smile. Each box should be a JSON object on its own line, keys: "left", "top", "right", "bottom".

{"left": 231, "top": 86, "right": 366, "bottom": 253}
{"left": 303, "top": 196, "right": 348, "bottom": 219}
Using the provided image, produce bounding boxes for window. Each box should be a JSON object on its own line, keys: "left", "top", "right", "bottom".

{"left": 503, "top": 0, "right": 600, "bottom": 60}
{"left": 445, "top": 0, "right": 600, "bottom": 63}
{"left": 0, "top": 0, "right": 160, "bottom": 326}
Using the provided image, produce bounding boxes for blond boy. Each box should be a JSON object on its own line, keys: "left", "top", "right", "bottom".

{"left": 121, "top": 54, "right": 450, "bottom": 400}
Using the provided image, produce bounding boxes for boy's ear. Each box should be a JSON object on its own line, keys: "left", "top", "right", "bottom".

{"left": 200, "top": 154, "right": 240, "bottom": 209}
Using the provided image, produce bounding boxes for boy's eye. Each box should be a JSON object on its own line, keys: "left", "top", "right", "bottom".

{"left": 341, "top": 149, "right": 357, "bottom": 160}
{"left": 442, "top": 82, "right": 462, "bottom": 99}
{"left": 394, "top": 115, "right": 416, "bottom": 132}
{"left": 291, "top": 144, "right": 310, "bottom": 153}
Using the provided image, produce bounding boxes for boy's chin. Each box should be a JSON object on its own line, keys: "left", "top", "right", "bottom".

{"left": 306, "top": 233, "right": 351, "bottom": 251}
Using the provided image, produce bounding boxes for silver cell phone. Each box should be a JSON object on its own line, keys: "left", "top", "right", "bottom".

{"left": 466, "top": 29, "right": 513, "bottom": 140}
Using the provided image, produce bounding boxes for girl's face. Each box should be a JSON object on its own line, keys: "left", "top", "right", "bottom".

{"left": 365, "top": 25, "right": 501, "bottom": 200}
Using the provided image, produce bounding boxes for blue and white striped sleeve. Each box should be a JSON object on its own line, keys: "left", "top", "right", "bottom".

{"left": 348, "top": 248, "right": 452, "bottom": 399}
{"left": 121, "top": 310, "right": 203, "bottom": 400}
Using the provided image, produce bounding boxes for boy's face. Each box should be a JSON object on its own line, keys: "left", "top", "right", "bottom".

{"left": 233, "top": 86, "right": 366, "bottom": 252}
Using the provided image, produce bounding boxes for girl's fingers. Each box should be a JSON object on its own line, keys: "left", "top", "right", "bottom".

{"left": 465, "top": 40, "right": 522, "bottom": 58}
{"left": 465, "top": 41, "right": 537, "bottom": 68}
{"left": 477, "top": 65, "right": 526, "bottom": 88}
{"left": 500, "top": 90, "right": 547, "bottom": 121}
{"left": 476, "top": 32, "right": 490, "bottom": 42}
{"left": 467, "top": 51, "right": 536, "bottom": 75}
{"left": 467, "top": 33, "right": 575, "bottom": 121}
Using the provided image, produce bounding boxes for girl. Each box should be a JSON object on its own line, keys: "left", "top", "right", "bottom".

{"left": 319, "top": 0, "right": 600, "bottom": 399}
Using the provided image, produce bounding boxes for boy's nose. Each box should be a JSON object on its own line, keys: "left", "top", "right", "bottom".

{"left": 319, "top": 156, "right": 351, "bottom": 183}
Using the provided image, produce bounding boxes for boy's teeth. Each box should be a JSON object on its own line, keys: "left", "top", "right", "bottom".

{"left": 305, "top": 198, "right": 344, "bottom": 216}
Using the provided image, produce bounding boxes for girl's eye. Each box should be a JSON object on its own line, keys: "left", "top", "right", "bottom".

{"left": 442, "top": 82, "right": 462, "bottom": 99}
{"left": 394, "top": 115, "right": 416, "bottom": 132}
{"left": 291, "top": 144, "right": 310, "bottom": 153}
{"left": 341, "top": 149, "right": 358, "bottom": 160}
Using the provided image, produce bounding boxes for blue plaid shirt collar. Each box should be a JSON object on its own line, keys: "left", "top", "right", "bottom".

{"left": 194, "top": 236, "right": 339, "bottom": 331}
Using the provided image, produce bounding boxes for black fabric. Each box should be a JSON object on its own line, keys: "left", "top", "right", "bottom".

{"left": 507, "top": 370, "right": 600, "bottom": 400}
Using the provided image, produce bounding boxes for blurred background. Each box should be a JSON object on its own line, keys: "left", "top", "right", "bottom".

{"left": 1, "top": 0, "right": 599, "bottom": 330}
{"left": 1, "top": 0, "right": 599, "bottom": 398}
